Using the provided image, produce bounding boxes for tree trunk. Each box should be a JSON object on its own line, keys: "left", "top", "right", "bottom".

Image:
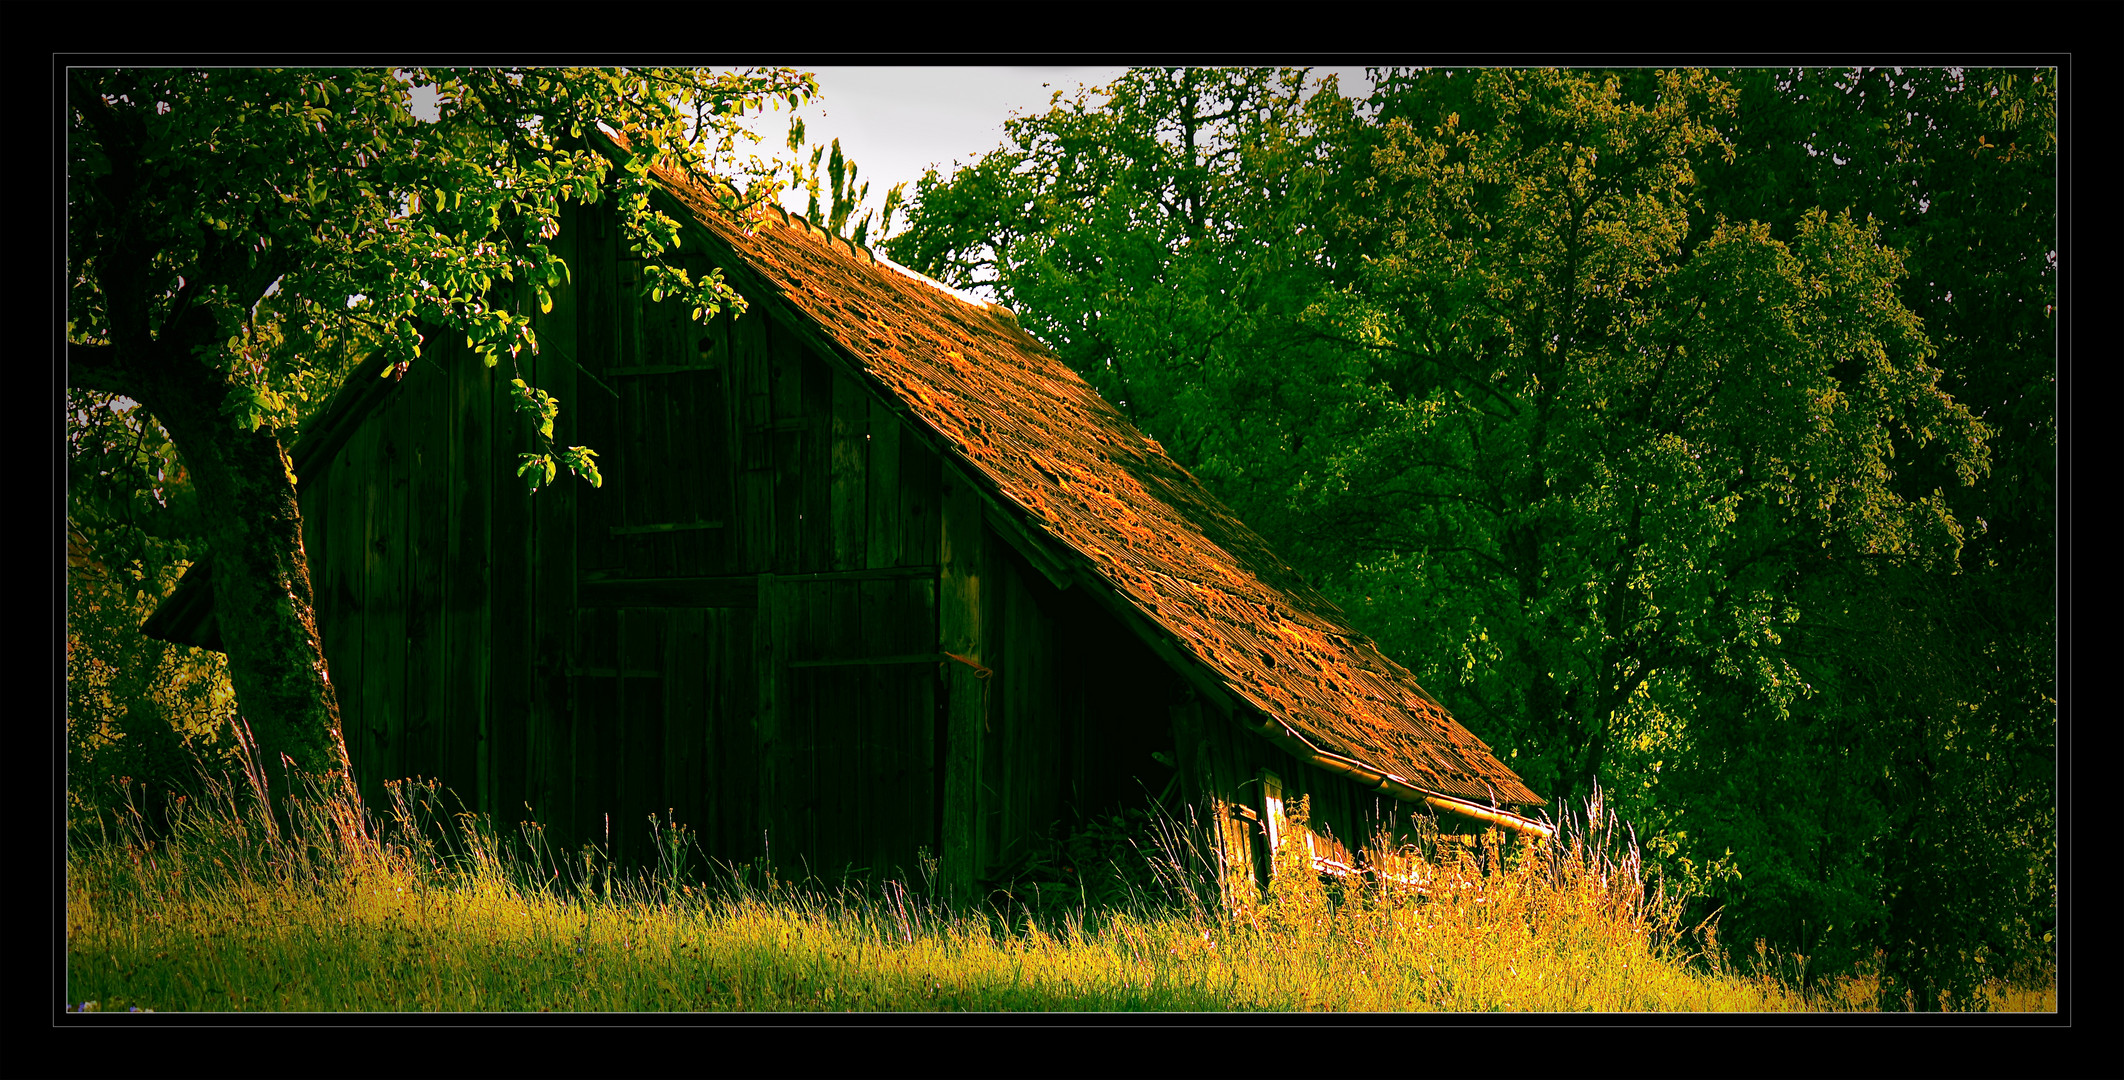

{"left": 99, "top": 331, "right": 358, "bottom": 822}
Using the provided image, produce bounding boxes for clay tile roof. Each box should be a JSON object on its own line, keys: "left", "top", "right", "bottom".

{"left": 639, "top": 143, "right": 1544, "bottom": 810}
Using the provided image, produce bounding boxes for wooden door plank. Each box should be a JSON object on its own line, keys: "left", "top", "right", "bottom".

{"left": 899, "top": 435, "right": 941, "bottom": 568}
{"left": 912, "top": 575, "right": 939, "bottom": 882}
{"left": 829, "top": 369, "right": 868, "bottom": 572}
{"left": 938, "top": 463, "right": 989, "bottom": 897}
{"left": 699, "top": 299, "right": 738, "bottom": 576}
{"left": 618, "top": 608, "right": 666, "bottom": 869}
{"left": 403, "top": 354, "right": 449, "bottom": 789}
{"left": 860, "top": 575, "right": 893, "bottom": 881}
{"left": 722, "top": 605, "right": 761, "bottom": 866}
{"left": 755, "top": 575, "right": 785, "bottom": 873}
{"left": 864, "top": 398, "right": 902, "bottom": 571}
{"left": 488, "top": 325, "right": 536, "bottom": 842}
{"left": 769, "top": 320, "right": 804, "bottom": 574}
{"left": 358, "top": 399, "right": 408, "bottom": 805}
{"left": 445, "top": 324, "right": 493, "bottom": 816}
{"left": 569, "top": 606, "right": 619, "bottom": 860}
{"left": 665, "top": 607, "right": 709, "bottom": 851}
{"left": 839, "top": 576, "right": 867, "bottom": 880}
{"left": 530, "top": 235, "right": 581, "bottom": 846}
{"left": 576, "top": 199, "right": 629, "bottom": 580}
{"left": 801, "top": 351, "right": 834, "bottom": 574}
{"left": 735, "top": 308, "right": 775, "bottom": 574}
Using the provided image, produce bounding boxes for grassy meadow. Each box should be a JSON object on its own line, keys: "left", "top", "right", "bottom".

{"left": 62, "top": 770, "right": 2054, "bottom": 1015}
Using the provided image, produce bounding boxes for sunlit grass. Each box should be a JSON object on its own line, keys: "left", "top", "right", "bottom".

{"left": 63, "top": 768, "right": 2051, "bottom": 1013}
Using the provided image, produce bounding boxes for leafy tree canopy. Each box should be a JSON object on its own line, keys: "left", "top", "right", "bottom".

{"left": 889, "top": 65, "right": 2052, "bottom": 1009}
{"left": 66, "top": 66, "right": 818, "bottom": 797}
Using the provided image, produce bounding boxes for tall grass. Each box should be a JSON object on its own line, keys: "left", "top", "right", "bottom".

{"left": 62, "top": 760, "right": 2052, "bottom": 1013}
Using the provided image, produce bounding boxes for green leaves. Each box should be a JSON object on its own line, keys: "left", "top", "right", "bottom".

{"left": 895, "top": 65, "right": 2043, "bottom": 998}
{"left": 508, "top": 378, "right": 558, "bottom": 440}
{"left": 558, "top": 445, "right": 601, "bottom": 488}
{"left": 516, "top": 452, "right": 557, "bottom": 493}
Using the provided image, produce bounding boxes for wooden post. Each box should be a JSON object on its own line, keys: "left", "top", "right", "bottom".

{"left": 530, "top": 209, "right": 580, "bottom": 855}
{"left": 1260, "top": 768, "right": 1285, "bottom": 873}
{"left": 755, "top": 573, "right": 782, "bottom": 872}
{"left": 938, "top": 463, "right": 988, "bottom": 901}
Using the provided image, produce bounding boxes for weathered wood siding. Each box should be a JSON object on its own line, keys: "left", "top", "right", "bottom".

{"left": 317, "top": 196, "right": 1428, "bottom": 890}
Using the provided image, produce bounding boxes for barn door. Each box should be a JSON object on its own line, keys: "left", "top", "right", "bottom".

{"left": 759, "top": 570, "right": 940, "bottom": 887}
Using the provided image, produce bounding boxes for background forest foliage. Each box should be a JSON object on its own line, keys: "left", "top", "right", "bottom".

{"left": 884, "top": 66, "right": 2056, "bottom": 1011}
{"left": 66, "top": 67, "right": 2054, "bottom": 1013}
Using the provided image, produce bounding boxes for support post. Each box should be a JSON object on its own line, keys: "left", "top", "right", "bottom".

{"left": 938, "top": 464, "right": 989, "bottom": 900}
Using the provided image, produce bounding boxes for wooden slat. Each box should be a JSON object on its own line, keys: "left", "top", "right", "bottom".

{"left": 359, "top": 399, "right": 407, "bottom": 803}
{"left": 579, "top": 575, "right": 760, "bottom": 609}
{"left": 618, "top": 251, "right": 644, "bottom": 369}
{"left": 899, "top": 434, "right": 941, "bottom": 568}
{"left": 938, "top": 463, "right": 988, "bottom": 896}
{"left": 618, "top": 608, "right": 666, "bottom": 869}
{"left": 860, "top": 575, "right": 893, "bottom": 879}
{"left": 571, "top": 606, "right": 618, "bottom": 859}
{"left": 650, "top": 353, "right": 688, "bottom": 578}
{"left": 786, "top": 653, "right": 942, "bottom": 668}
{"left": 530, "top": 221, "right": 582, "bottom": 847}
{"left": 605, "top": 363, "right": 717, "bottom": 378}
{"left": 1167, "top": 693, "right": 1215, "bottom": 852}
{"left": 755, "top": 575, "right": 784, "bottom": 872}
{"left": 759, "top": 565, "right": 939, "bottom": 585}
{"left": 830, "top": 368, "right": 868, "bottom": 572}
{"left": 660, "top": 286, "right": 709, "bottom": 576}
{"left": 769, "top": 320, "right": 804, "bottom": 575}
{"left": 446, "top": 328, "right": 492, "bottom": 816}
{"left": 839, "top": 577, "right": 866, "bottom": 878}
{"left": 808, "top": 579, "right": 855, "bottom": 879}
{"left": 488, "top": 306, "right": 536, "bottom": 844}
{"left": 571, "top": 368, "right": 621, "bottom": 581}
{"left": 666, "top": 607, "right": 709, "bottom": 851}
{"left": 789, "top": 581, "right": 824, "bottom": 877}
{"left": 620, "top": 370, "right": 654, "bottom": 579}
{"left": 577, "top": 198, "right": 625, "bottom": 578}
{"left": 701, "top": 300, "right": 739, "bottom": 575}
{"left": 721, "top": 605, "right": 761, "bottom": 865}
{"left": 610, "top": 520, "right": 724, "bottom": 536}
{"left": 735, "top": 306, "right": 775, "bottom": 573}
{"left": 403, "top": 354, "right": 449, "bottom": 788}
{"left": 1006, "top": 556, "right": 1061, "bottom": 866}
{"left": 604, "top": 226, "right": 655, "bottom": 581}
{"left": 698, "top": 606, "right": 729, "bottom": 859}
{"left": 906, "top": 575, "right": 940, "bottom": 882}
{"left": 865, "top": 397, "right": 903, "bottom": 571}
{"left": 800, "top": 349, "right": 833, "bottom": 573}
{"left": 986, "top": 552, "right": 1017, "bottom": 873}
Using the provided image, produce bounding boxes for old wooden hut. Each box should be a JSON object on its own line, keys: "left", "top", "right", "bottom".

{"left": 147, "top": 132, "right": 1548, "bottom": 896}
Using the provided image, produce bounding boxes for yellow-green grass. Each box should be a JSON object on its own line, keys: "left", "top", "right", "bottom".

{"left": 63, "top": 776, "right": 2050, "bottom": 1014}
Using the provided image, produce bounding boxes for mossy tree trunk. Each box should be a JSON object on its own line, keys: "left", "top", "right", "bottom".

{"left": 72, "top": 319, "right": 356, "bottom": 817}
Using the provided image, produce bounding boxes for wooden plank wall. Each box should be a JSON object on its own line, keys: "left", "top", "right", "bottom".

{"left": 565, "top": 194, "right": 951, "bottom": 878}
{"left": 318, "top": 192, "right": 1476, "bottom": 896}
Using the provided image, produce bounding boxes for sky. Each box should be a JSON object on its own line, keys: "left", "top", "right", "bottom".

{"left": 753, "top": 66, "right": 1376, "bottom": 244}
{"left": 403, "top": 66, "right": 1377, "bottom": 297}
